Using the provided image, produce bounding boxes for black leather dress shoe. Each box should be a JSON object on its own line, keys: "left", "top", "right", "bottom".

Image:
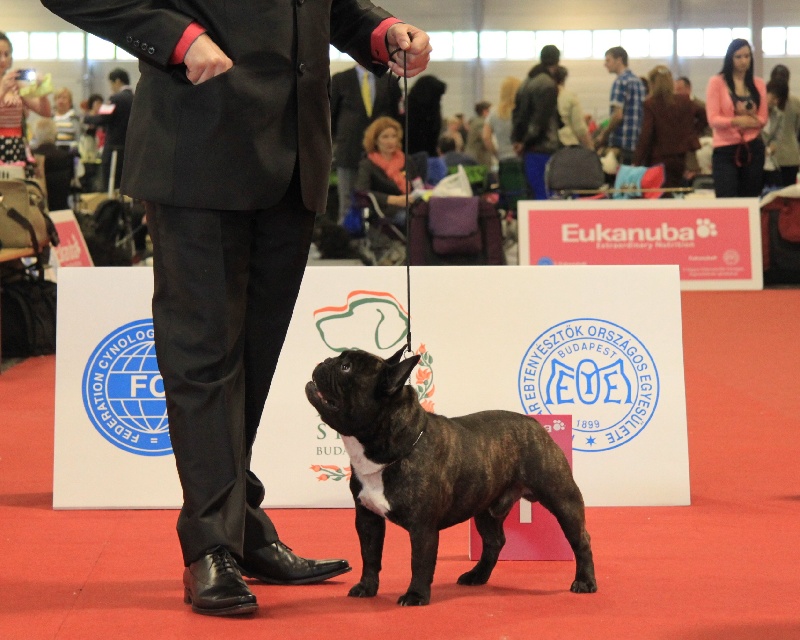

{"left": 237, "top": 541, "right": 351, "bottom": 585}
{"left": 183, "top": 547, "right": 258, "bottom": 616}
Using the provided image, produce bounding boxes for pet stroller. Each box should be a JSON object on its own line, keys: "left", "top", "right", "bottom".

{"left": 545, "top": 146, "right": 670, "bottom": 199}
{"left": 344, "top": 151, "right": 428, "bottom": 266}
{"left": 347, "top": 190, "right": 408, "bottom": 266}
{"left": 408, "top": 195, "right": 504, "bottom": 266}
{"left": 544, "top": 146, "right": 606, "bottom": 198}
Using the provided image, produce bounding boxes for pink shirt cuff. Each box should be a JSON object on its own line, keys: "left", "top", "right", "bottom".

{"left": 169, "top": 22, "right": 207, "bottom": 65}
{"left": 371, "top": 18, "right": 403, "bottom": 64}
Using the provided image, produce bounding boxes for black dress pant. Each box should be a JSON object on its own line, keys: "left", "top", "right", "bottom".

{"left": 146, "top": 169, "right": 316, "bottom": 566}
{"left": 712, "top": 138, "right": 765, "bottom": 198}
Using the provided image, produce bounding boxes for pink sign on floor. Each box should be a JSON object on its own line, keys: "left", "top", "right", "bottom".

{"left": 49, "top": 210, "right": 93, "bottom": 267}
{"left": 469, "top": 414, "right": 573, "bottom": 561}
{"left": 518, "top": 199, "right": 762, "bottom": 290}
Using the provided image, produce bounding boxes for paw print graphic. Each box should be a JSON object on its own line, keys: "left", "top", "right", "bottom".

{"left": 551, "top": 419, "right": 566, "bottom": 432}
{"left": 696, "top": 218, "right": 718, "bottom": 239}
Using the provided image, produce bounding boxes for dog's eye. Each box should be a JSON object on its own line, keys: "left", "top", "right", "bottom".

{"left": 340, "top": 362, "right": 351, "bottom": 372}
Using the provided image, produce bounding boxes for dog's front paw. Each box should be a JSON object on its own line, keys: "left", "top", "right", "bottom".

{"left": 457, "top": 568, "right": 490, "bottom": 586}
{"left": 348, "top": 581, "right": 378, "bottom": 598}
{"left": 397, "top": 590, "right": 429, "bottom": 606}
{"left": 570, "top": 579, "right": 598, "bottom": 594}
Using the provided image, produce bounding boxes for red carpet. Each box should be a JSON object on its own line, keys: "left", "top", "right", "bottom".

{"left": 1, "top": 290, "right": 799, "bottom": 639}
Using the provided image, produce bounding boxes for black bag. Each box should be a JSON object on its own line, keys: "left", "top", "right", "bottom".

{"left": 76, "top": 198, "right": 134, "bottom": 266}
{"left": 761, "top": 195, "right": 800, "bottom": 284}
{"left": 1, "top": 274, "right": 57, "bottom": 357}
{"left": 427, "top": 196, "right": 482, "bottom": 256}
{"left": 410, "top": 197, "right": 505, "bottom": 266}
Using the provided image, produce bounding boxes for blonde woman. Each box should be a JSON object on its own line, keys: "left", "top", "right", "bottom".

{"left": 554, "top": 66, "right": 593, "bottom": 149}
{"left": 635, "top": 65, "right": 700, "bottom": 189}
{"left": 52, "top": 87, "right": 82, "bottom": 149}
{"left": 482, "top": 76, "right": 521, "bottom": 163}
{"left": 355, "top": 116, "right": 422, "bottom": 224}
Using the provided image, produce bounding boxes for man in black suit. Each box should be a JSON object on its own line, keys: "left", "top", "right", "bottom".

{"left": 331, "top": 65, "right": 401, "bottom": 222}
{"left": 39, "top": 0, "right": 431, "bottom": 617}
{"left": 83, "top": 68, "right": 133, "bottom": 191}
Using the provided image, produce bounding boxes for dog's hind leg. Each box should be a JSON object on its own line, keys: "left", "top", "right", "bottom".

{"left": 534, "top": 485, "right": 597, "bottom": 594}
{"left": 457, "top": 509, "right": 506, "bottom": 586}
{"left": 349, "top": 503, "right": 386, "bottom": 598}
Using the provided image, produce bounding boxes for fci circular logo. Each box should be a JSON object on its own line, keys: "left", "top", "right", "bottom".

{"left": 82, "top": 319, "right": 172, "bottom": 456}
{"left": 518, "top": 318, "right": 659, "bottom": 452}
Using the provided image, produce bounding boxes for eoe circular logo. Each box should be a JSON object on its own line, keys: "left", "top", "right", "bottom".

{"left": 82, "top": 319, "right": 172, "bottom": 456}
{"left": 518, "top": 318, "right": 659, "bottom": 452}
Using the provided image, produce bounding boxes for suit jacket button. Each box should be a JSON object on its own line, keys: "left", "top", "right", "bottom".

{"left": 141, "top": 42, "right": 148, "bottom": 51}
{"left": 148, "top": 46, "right": 155, "bottom": 55}
{"left": 298, "top": 62, "right": 306, "bottom": 75}
{"left": 126, "top": 36, "right": 133, "bottom": 43}
{"left": 133, "top": 39, "right": 140, "bottom": 48}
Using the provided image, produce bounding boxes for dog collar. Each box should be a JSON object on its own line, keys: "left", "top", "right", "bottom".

{"left": 384, "top": 429, "right": 425, "bottom": 470}
{"left": 342, "top": 430, "right": 425, "bottom": 475}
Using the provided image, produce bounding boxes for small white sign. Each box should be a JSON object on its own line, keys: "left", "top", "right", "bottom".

{"left": 517, "top": 198, "right": 762, "bottom": 291}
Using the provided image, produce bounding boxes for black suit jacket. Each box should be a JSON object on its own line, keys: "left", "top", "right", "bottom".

{"left": 330, "top": 66, "right": 400, "bottom": 169}
{"left": 40, "top": 0, "right": 393, "bottom": 212}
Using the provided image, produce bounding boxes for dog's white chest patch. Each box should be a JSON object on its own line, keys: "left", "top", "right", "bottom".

{"left": 341, "top": 436, "right": 391, "bottom": 518}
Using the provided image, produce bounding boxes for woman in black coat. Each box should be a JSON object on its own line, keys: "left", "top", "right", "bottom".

{"left": 406, "top": 75, "right": 447, "bottom": 156}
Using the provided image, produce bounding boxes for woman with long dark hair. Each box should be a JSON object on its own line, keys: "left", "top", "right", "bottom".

{"left": 705, "top": 38, "right": 767, "bottom": 197}
{"left": 406, "top": 75, "right": 447, "bottom": 157}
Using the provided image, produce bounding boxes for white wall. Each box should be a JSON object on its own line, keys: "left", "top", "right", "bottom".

{"left": 8, "top": 0, "right": 800, "bottom": 123}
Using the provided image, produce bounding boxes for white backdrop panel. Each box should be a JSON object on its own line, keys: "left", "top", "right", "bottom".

{"left": 54, "top": 265, "right": 689, "bottom": 509}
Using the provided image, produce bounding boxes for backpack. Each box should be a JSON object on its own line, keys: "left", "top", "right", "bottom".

{"left": 0, "top": 179, "right": 58, "bottom": 251}
{"left": 1, "top": 273, "right": 57, "bottom": 357}
{"left": 76, "top": 198, "right": 134, "bottom": 266}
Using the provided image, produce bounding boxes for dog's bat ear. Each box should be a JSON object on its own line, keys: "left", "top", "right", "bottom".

{"left": 386, "top": 345, "right": 407, "bottom": 365}
{"left": 382, "top": 354, "right": 421, "bottom": 396}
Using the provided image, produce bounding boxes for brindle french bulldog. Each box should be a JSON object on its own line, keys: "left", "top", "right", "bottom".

{"left": 306, "top": 347, "right": 597, "bottom": 606}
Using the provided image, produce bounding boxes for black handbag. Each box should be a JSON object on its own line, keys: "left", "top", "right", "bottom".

{"left": 1, "top": 273, "right": 57, "bottom": 357}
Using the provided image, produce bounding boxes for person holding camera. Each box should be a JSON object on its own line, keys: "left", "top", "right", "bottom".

{"left": 705, "top": 38, "right": 767, "bottom": 197}
{"left": 0, "top": 32, "right": 52, "bottom": 176}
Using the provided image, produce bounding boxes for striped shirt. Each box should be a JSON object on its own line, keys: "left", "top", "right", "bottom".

{"left": 609, "top": 69, "right": 645, "bottom": 153}
{"left": 0, "top": 102, "right": 24, "bottom": 133}
{"left": 54, "top": 109, "right": 82, "bottom": 148}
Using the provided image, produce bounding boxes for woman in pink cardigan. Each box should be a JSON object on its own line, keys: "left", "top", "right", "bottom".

{"left": 705, "top": 38, "right": 768, "bottom": 197}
